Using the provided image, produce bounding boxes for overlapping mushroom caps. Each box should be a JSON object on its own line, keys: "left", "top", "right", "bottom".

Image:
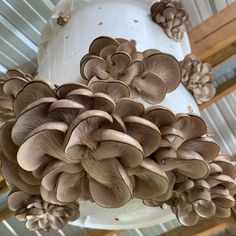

{"left": 80, "top": 36, "right": 181, "bottom": 104}
{"left": 150, "top": 0, "right": 189, "bottom": 41}
{"left": 0, "top": 76, "right": 170, "bottom": 209}
{"left": 0, "top": 69, "right": 32, "bottom": 122}
{"left": 181, "top": 54, "right": 216, "bottom": 104}
{"left": 8, "top": 189, "right": 79, "bottom": 231}
{"left": 142, "top": 106, "right": 236, "bottom": 225}
{"left": 0, "top": 37, "right": 235, "bottom": 230}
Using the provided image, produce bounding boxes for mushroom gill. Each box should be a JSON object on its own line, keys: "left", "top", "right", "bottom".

{"left": 80, "top": 36, "right": 181, "bottom": 104}
{"left": 0, "top": 69, "right": 33, "bottom": 122}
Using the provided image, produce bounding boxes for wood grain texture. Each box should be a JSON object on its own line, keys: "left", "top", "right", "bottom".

{"left": 87, "top": 230, "right": 118, "bottom": 236}
{"left": 199, "top": 77, "right": 236, "bottom": 110}
{"left": 189, "top": 2, "right": 236, "bottom": 66}
{"left": 161, "top": 216, "right": 236, "bottom": 236}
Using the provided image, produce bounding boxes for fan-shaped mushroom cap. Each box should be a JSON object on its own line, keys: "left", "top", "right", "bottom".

{"left": 64, "top": 110, "right": 113, "bottom": 156}
{"left": 89, "top": 36, "right": 119, "bottom": 56}
{"left": 91, "top": 128, "right": 144, "bottom": 168}
{"left": 128, "top": 159, "right": 168, "bottom": 199}
{"left": 193, "top": 200, "right": 216, "bottom": 218}
{"left": 8, "top": 189, "right": 31, "bottom": 211}
{"left": 82, "top": 158, "right": 133, "bottom": 208}
{"left": 3, "top": 77, "right": 27, "bottom": 98}
{"left": 131, "top": 72, "right": 167, "bottom": 103}
{"left": 214, "top": 155, "right": 236, "bottom": 179}
{"left": 143, "top": 53, "right": 181, "bottom": 92}
{"left": 116, "top": 98, "right": 144, "bottom": 118}
{"left": 88, "top": 78, "right": 130, "bottom": 101}
{"left": 0, "top": 121, "right": 18, "bottom": 163}
{"left": 124, "top": 116, "right": 161, "bottom": 157}
{"left": 179, "top": 137, "right": 220, "bottom": 162}
{"left": 42, "top": 160, "right": 85, "bottom": 203}
{"left": 56, "top": 83, "right": 89, "bottom": 98}
{"left": 155, "top": 150, "right": 209, "bottom": 179}
{"left": 13, "top": 80, "right": 56, "bottom": 116}
{"left": 12, "top": 97, "right": 57, "bottom": 145}
{"left": 1, "top": 153, "right": 40, "bottom": 194}
{"left": 174, "top": 114, "right": 207, "bottom": 141}
{"left": 48, "top": 99, "right": 85, "bottom": 124}
{"left": 144, "top": 105, "right": 175, "bottom": 127}
{"left": 17, "top": 122, "right": 68, "bottom": 171}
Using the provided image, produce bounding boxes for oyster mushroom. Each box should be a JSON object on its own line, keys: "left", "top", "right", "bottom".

{"left": 81, "top": 36, "right": 181, "bottom": 104}
{"left": 0, "top": 69, "right": 32, "bottom": 121}
{"left": 150, "top": 0, "right": 189, "bottom": 41}
{"left": 181, "top": 54, "right": 216, "bottom": 104}
{"left": 8, "top": 189, "right": 80, "bottom": 231}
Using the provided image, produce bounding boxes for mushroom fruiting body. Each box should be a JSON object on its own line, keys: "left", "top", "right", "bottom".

{"left": 0, "top": 36, "right": 235, "bottom": 231}
{"left": 150, "top": 0, "right": 189, "bottom": 41}
{"left": 8, "top": 189, "right": 80, "bottom": 231}
{"left": 181, "top": 54, "right": 216, "bottom": 104}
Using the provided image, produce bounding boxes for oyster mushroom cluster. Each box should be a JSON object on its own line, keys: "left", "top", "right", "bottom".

{"left": 8, "top": 189, "right": 79, "bottom": 231}
{"left": 0, "top": 69, "right": 32, "bottom": 122}
{"left": 80, "top": 36, "right": 181, "bottom": 104}
{"left": 0, "top": 37, "right": 235, "bottom": 230}
{"left": 181, "top": 54, "right": 216, "bottom": 104}
{"left": 150, "top": 0, "right": 189, "bottom": 41}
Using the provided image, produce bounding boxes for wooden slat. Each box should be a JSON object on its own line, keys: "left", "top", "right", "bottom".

{"left": 189, "top": 2, "right": 236, "bottom": 66}
{"left": 199, "top": 77, "right": 236, "bottom": 110}
{"left": 87, "top": 230, "right": 118, "bottom": 236}
{"left": 161, "top": 215, "right": 236, "bottom": 236}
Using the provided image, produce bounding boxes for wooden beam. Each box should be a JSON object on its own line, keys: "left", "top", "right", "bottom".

{"left": 199, "top": 77, "right": 236, "bottom": 110}
{"left": 0, "top": 209, "right": 13, "bottom": 222}
{"left": 189, "top": 2, "right": 236, "bottom": 67}
{"left": 161, "top": 216, "right": 236, "bottom": 236}
{"left": 87, "top": 230, "right": 118, "bottom": 236}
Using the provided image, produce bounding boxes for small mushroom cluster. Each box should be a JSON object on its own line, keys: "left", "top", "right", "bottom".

{"left": 0, "top": 69, "right": 32, "bottom": 122}
{"left": 0, "top": 37, "right": 235, "bottom": 230}
{"left": 8, "top": 189, "right": 79, "bottom": 231}
{"left": 80, "top": 36, "right": 181, "bottom": 104}
{"left": 150, "top": 0, "right": 189, "bottom": 41}
{"left": 181, "top": 54, "right": 216, "bottom": 104}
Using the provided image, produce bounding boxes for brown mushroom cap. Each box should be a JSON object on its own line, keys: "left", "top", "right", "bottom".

{"left": 124, "top": 116, "right": 161, "bottom": 157}
{"left": 128, "top": 159, "right": 169, "bottom": 199}
{"left": 91, "top": 128, "right": 144, "bottom": 168}
{"left": 143, "top": 53, "right": 181, "bottom": 92}
{"left": 13, "top": 80, "right": 56, "bottom": 116}
{"left": 17, "top": 122, "right": 68, "bottom": 171}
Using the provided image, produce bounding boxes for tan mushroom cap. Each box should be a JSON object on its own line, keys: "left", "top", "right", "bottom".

{"left": 88, "top": 78, "right": 130, "bottom": 101}
{"left": 1, "top": 153, "right": 40, "bottom": 194}
{"left": 115, "top": 98, "right": 144, "bottom": 118}
{"left": 12, "top": 97, "right": 57, "bottom": 146}
{"left": 143, "top": 53, "right": 181, "bottom": 92}
{"left": 63, "top": 110, "right": 113, "bottom": 157}
{"left": 179, "top": 137, "right": 220, "bottom": 162}
{"left": 17, "top": 122, "right": 68, "bottom": 171}
{"left": 3, "top": 77, "right": 27, "bottom": 98}
{"left": 56, "top": 83, "right": 89, "bottom": 98}
{"left": 42, "top": 160, "right": 85, "bottom": 203}
{"left": 144, "top": 105, "right": 176, "bottom": 127}
{"left": 82, "top": 158, "right": 133, "bottom": 208}
{"left": 8, "top": 189, "right": 31, "bottom": 211}
{"left": 124, "top": 116, "right": 161, "bottom": 157}
{"left": 131, "top": 72, "right": 167, "bottom": 104}
{"left": 91, "top": 128, "right": 144, "bottom": 168}
{"left": 89, "top": 36, "right": 119, "bottom": 56}
{"left": 0, "top": 121, "right": 18, "bottom": 164}
{"left": 13, "top": 80, "right": 56, "bottom": 116}
{"left": 128, "top": 159, "right": 169, "bottom": 199}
